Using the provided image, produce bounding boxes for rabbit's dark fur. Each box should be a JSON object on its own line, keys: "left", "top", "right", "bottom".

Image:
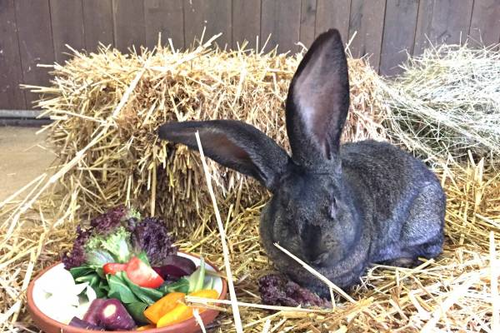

{"left": 158, "top": 29, "right": 445, "bottom": 296}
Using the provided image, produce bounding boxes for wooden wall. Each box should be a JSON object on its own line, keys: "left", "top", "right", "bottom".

{"left": 1, "top": 0, "right": 499, "bottom": 111}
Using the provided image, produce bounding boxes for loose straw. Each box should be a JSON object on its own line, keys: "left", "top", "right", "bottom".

{"left": 274, "top": 243, "right": 357, "bottom": 304}
{"left": 195, "top": 132, "right": 244, "bottom": 333}
{"left": 490, "top": 232, "right": 499, "bottom": 332}
{"left": 185, "top": 296, "right": 329, "bottom": 313}
{"left": 192, "top": 309, "right": 207, "bottom": 333}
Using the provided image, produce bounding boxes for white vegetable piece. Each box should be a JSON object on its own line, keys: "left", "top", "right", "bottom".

{"left": 32, "top": 263, "right": 97, "bottom": 324}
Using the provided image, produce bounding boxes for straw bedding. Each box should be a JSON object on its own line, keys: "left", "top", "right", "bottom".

{"left": 0, "top": 38, "right": 499, "bottom": 332}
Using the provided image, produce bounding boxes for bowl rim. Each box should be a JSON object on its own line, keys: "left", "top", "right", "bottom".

{"left": 26, "top": 252, "right": 228, "bottom": 333}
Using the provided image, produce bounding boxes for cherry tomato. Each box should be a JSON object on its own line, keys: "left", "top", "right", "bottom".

{"left": 103, "top": 263, "right": 128, "bottom": 275}
{"left": 126, "top": 257, "right": 164, "bottom": 288}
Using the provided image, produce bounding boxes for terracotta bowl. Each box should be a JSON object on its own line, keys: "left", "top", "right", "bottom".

{"left": 27, "top": 253, "right": 228, "bottom": 333}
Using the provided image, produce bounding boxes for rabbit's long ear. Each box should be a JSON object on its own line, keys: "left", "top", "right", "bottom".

{"left": 286, "top": 29, "right": 349, "bottom": 166}
{"left": 158, "top": 120, "right": 289, "bottom": 191}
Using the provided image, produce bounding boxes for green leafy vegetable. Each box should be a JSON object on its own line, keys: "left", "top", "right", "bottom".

{"left": 69, "top": 266, "right": 96, "bottom": 279}
{"left": 124, "top": 302, "right": 150, "bottom": 326}
{"left": 160, "top": 277, "right": 190, "bottom": 294}
{"left": 70, "top": 265, "right": 108, "bottom": 297}
{"left": 107, "top": 273, "right": 139, "bottom": 304}
{"left": 85, "top": 249, "right": 116, "bottom": 267}
{"left": 188, "top": 257, "right": 206, "bottom": 293}
{"left": 86, "top": 226, "right": 132, "bottom": 264}
{"left": 204, "top": 276, "right": 215, "bottom": 290}
{"left": 122, "top": 274, "right": 163, "bottom": 305}
{"left": 136, "top": 251, "right": 150, "bottom": 266}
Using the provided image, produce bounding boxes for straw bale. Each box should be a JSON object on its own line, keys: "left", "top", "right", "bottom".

{"left": 377, "top": 43, "right": 500, "bottom": 168}
{"left": 30, "top": 40, "right": 385, "bottom": 233}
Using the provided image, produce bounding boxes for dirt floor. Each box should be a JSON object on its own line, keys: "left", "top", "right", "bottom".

{"left": 0, "top": 126, "right": 55, "bottom": 202}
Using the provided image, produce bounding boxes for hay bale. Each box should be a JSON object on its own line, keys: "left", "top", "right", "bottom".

{"left": 33, "top": 39, "right": 385, "bottom": 233}
{"left": 377, "top": 43, "right": 500, "bottom": 167}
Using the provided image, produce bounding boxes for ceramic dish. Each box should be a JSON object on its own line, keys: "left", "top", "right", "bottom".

{"left": 27, "top": 253, "right": 227, "bottom": 333}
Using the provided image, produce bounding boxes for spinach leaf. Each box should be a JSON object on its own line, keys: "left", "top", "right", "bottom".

{"left": 70, "top": 265, "right": 109, "bottom": 298}
{"left": 75, "top": 272, "right": 99, "bottom": 285}
{"left": 70, "top": 266, "right": 96, "bottom": 279}
{"left": 95, "top": 267, "right": 105, "bottom": 279}
{"left": 125, "top": 302, "right": 150, "bottom": 325}
{"left": 159, "top": 277, "right": 190, "bottom": 294}
{"left": 107, "top": 273, "right": 139, "bottom": 304}
{"left": 122, "top": 275, "right": 163, "bottom": 305}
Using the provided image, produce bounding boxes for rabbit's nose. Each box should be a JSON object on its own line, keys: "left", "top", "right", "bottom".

{"left": 300, "top": 224, "right": 327, "bottom": 264}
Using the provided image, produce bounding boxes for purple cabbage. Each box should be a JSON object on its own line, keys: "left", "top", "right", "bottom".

{"left": 89, "top": 206, "right": 128, "bottom": 235}
{"left": 62, "top": 225, "right": 91, "bottom": 269}
{"left": 258, "top": 274, "right": 331, "bottom": 308}
{"left": 130, "top": 217, "right": 177, "bottom": 266}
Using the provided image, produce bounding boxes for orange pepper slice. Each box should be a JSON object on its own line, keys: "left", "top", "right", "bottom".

{"left": 189, "top": 289, "right": 219, "bottom": 299}
{"left": 188, "top": 289, "right": 219, "bottom": 313}
{"left": 156, "top": 302, "right": 193, "bottom": 328}
{"left": 155, "top": 289, "right": 220, "bottom": 328}
{"left": 143, "top": 292, "right": 186, "bottom": 324}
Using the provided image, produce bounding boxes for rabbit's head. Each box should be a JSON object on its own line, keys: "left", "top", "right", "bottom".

{"left": 158, "top": 29, "right": 359, "bottom": 269}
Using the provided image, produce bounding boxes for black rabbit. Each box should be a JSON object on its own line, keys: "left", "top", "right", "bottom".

{"left": 158, "top": 29, "right": 445, "bottom": 296}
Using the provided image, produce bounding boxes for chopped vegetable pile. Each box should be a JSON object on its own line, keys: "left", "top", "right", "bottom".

{"left": 258, "top": 274, "right": 331, "bottom": 308}
{"left": 34, "top": 207, "right": 220, "bottom": 331}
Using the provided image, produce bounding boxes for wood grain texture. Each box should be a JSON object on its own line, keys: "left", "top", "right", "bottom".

{"left": 184, "top": 0, "right": 232, "bottom": 49}
{"left": 261, "top": 0, "right": 302, "bottom": 53}
{"left": 414, "top": 0, "right": 474, "bottom": 55}
{"left": 469, "top": 0, "right": 500, "bottom": 45}
{"left": 50, "top": 0, "right": 85, "bottom": 63}
{"left": 232, "top": 0, "right": 261, "bottom": 49}
{"left": 315, "top": 0, "right": 351, "bottom": 41}
{"left": 145, "top": 0, "right": 184, "bottom": 50}
{"left": 15, "top": 0, "right": 55, "bottom": 107}
{"left": 380, "top": 0, "right": 419, "bottom": 75}
{"left": 112, "top": 0, "right": 146, "bottom": 52}
{"left": 300, "top": 0, "right": 317, "bottom": 49}
{"left": 348, "top": 0, "right": 386, "bottom": 70}
{"left": 83, "top": 0, "right": 114, "bottom": 51}
{"left": 0, "top": 0, "right": 26, "bottom": 109}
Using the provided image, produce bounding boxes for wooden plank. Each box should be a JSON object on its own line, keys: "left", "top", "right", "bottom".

{"left": 348, "top": 0, "right": 387, "bottom": 71}
{"left": 261, "top": 0, "right": 302, "bottom": 53}
{"left": 469, "top": 0, "right": 500, "bottom": 46}
{"left": 0, "top": 0, "right": 26, "bottom": 109}
{"left": 380, "top": 0, "right": 419, "bottom": 76}
{"left": 83, "top": 0, "right": 114, "bottom": 51}
{"left": 112, "top": 0, "right": 146, "bottom": 52}
{"left": 414, "top": 0, "right": 474, "bottom": 55}
{"left": 15, "top": 0, "right": 55, "bottom": 108}
{"left": 145, "top": 0, "right": 184, "bottom": 50}
{"left": 50, "top": 0, "right": 85, "bottom": 63}
{"left": 184, "top": 0, "right": 232, "bottom": 49}
{"left": 232, "top": 0, "right": 261, "bottom": 50}
{"left": 299, "top": 0, "right": 317, "bottom": 49}
{"left": 315, "top": 0, "right": 351, "bottom": 41}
